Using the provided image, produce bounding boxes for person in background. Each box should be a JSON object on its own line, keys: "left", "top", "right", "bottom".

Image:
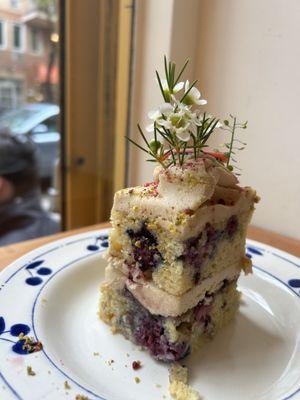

{"left": 0, "top": 133, "right": 59, "bottom": 246}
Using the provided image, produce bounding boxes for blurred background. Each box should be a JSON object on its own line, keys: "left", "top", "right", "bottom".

{"left": 0, "top": 0, "right": 299, "bottom": 246}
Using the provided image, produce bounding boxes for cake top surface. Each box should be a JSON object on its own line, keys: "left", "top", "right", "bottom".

{"left": 116, "top": 153, "right": 245, "bottom": 213}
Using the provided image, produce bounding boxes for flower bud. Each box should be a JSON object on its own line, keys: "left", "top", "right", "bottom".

{"left": 149, "top": 140, "right": 161, "bottom": 154}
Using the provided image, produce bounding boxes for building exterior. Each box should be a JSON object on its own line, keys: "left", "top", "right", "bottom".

{"left": 0, "top": 0, "right": 58, "bottom": 114}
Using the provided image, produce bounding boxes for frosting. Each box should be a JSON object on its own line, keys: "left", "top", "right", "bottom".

{"left": 153, "top": 155, "right": 239, "bottom": 211}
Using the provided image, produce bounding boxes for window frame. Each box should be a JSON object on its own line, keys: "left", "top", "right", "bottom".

{"left": 12, "top": 23, "right": 26, "bottom": 53}
{"left": 0, "top": 20, "right": 7, "bottom": 50}
{"left": 30, "top": 26, "right": 43, "bottom": 55}
{"left": 63, "top": 0, "right": 134, "bottom": 229}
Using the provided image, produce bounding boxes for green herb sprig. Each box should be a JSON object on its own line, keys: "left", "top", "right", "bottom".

{"left": 127, "top": 57, "right": 248, "bottom": 173}
{"left": 221, "top": 115, "right": 248, "bottom": 173}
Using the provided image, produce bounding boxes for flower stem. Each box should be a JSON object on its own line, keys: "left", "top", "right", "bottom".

{"left": 226, "top": 117, "right": 236, "bottom": 167}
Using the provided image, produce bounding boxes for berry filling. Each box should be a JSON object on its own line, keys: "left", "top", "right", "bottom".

{"left": 116, "top": 286, "right": 234, "bottom": 362}
{"left": 126, "top": 216, "right": 239, "bottom": 283}
{"left": 121, "top": 289, "right": 190, "bottom": 362}
{"left": 181, "top": 215, "right": 239, "bottom": 283}
{"left": 127, "top": 223, "right": 163, "bottom": 278}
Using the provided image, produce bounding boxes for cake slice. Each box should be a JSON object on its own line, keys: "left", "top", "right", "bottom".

{"left": 98, "top": 56, "right": 259, "bottom": 363}
{"left": 99, "top": 156, "right": 258, "bottom": 362}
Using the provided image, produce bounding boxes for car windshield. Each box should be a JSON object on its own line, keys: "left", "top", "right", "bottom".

{"left": 0, "top": 108, "right": 38, "bottom": 131}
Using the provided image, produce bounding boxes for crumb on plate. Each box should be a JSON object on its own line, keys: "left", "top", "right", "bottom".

{"left": 132, "top": 360, "right": 142, "bottom": 370}
{"left": 168, "top": 363, "right": 201, "bottom": 400}
{"left": 64, "top": 381, "right": 71, "bottom": 390}
{"left": 26, "top": 366, "right": 36, "bottom": 376}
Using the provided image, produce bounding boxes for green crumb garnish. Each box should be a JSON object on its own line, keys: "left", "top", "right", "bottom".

{"left": 18, "top": 334, "right": 43, "bottom": 354}
{"left": 134, "top": 240, "right": 141, "bottom": 248}
{"left": 64, "top": 381, "right": 71, "bottom": 390}
{"left": 26, "top": 366, "right": 36, "bottom": 376}
{"left": 134, "top": 377, "right": 141, "bottom": 384}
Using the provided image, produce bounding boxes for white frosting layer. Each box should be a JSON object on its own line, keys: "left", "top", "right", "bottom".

{"left": 111, "top": 155, "right": 258, "bottom": 241}
{"left": 104, "top": 263, "right": 241, "bottom": 317}
{"left": 153, "top": 156, "right": 238, "bottom": 211}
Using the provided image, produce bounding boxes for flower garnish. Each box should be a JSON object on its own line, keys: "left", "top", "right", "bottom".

{"left": 127, "top": 56, "right": 248, "bottom": 173}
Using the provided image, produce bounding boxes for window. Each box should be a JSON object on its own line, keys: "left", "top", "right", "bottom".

{"left": 0, "top": 20, "right": 7, "bottom": 50}
{"left": 0, "top": 81, "right": 19, "bottom": 111}
{"left": 12, "top": 24, "right": 25, "bottom": 52}
{"left": 30, "top": 27, "right": 42, "bottom": 54}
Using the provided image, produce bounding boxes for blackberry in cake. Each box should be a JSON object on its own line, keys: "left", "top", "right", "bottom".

{"left": 99, "top": 57, "right": 259, "bottom": 363}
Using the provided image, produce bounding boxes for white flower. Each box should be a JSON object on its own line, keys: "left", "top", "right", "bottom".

{"left": 159, "top": 102, "right": 173, "bottom": 115}
{"left": 175, "top": 129, "right": 191, "bottom": 142}
{"left": 159, "top": 78, "right": 184, "bottom": 94}
{"left": 146, "top": 101, "right": 198, "bottom": 142}
{"left": 183, "top": 80, "right": 207, "bottom": 106}
{"left": 146, "top": 103, "right": 173, "bottom": 132}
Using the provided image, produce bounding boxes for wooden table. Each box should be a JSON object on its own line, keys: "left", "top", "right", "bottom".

{"left": 0, "top": 224, "right": 299, "bottom": 272}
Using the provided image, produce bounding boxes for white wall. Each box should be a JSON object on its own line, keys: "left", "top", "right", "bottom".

{"left": 129, "top": 0, "right": 300, "bottom": 239}
{"left": 128, "top": 0, "right": 174, "bottom": 185}
{"left": 129, "top": 0, "right": 200, "bottom": 185}
{"left": 195, "top": 0, "right": 300, "bottom": 239}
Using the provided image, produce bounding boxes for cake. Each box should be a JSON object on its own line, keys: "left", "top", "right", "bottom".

{"left": 99, "top": 57, "right": 258, "bottom": 363}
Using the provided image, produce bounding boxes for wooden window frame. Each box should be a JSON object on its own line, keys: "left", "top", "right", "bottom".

{"left": 62, "top": 0, "right": 134, "bottom": 229}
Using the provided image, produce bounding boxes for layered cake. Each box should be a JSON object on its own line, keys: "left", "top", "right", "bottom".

{"left": 99, "top": 57, "right": 258, "bottom": 363}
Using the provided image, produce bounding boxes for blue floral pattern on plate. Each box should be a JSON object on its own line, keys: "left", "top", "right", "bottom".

{"left": 0, "top": 230, "right": 299, "bottom": 400}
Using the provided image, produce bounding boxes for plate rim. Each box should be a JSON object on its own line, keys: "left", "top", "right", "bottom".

{"left": 0, "top": 228, "right": 299, "bottom": 400}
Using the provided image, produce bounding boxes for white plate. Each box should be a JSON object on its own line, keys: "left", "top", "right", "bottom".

{"left": 0, "top": 228, "right": 300, "bottom": 400}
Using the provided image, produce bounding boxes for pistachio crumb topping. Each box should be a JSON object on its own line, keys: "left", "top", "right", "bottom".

{"left": 26, "top": 366, "right": 36, "bottom": 376}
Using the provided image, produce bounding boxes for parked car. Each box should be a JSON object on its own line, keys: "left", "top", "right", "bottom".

{"left": 0, "top": 103, "right": 60, "bottom": 181}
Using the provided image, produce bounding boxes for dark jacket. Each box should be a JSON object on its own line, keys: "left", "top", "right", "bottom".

{"left": 0, "top": 189, "right": 59, "bottom": 247}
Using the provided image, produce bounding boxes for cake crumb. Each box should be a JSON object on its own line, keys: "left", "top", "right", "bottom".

{"left": 168, "top": 363, "right": 201, "bottom": 400}
{"left": 110, "top": 326, "right": 118, "bottom": 334}
{"left": 93, "top": 352, "right": 100, "bottom": 356}
{"left": 132, "top": 360, "right": 141, "bottom": 370}
{"left": 134, "top": 377, "right": 141, "bottom": 384}
{"left": 64, "top": 381, "right": 71, "bottom": 390}
{"left": 75, "top": 395, "right": 90, "bottom": 400}
{"left": 169, "top": 380, "right": 201, "bottom": 400}
{"left": 242, "top": 255, "right": 252, "bottom": 274}
{"left": 156, "top": 384, "right": 162, "bottom": 388}
{"left": 26, "top": 366, "right": 36, "bottom": 376}
{"left": 107, "top": 359, "right": 114, "bottom": 366}
{"left": 169, "top": 363, "right": 188, "bottom": 384}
